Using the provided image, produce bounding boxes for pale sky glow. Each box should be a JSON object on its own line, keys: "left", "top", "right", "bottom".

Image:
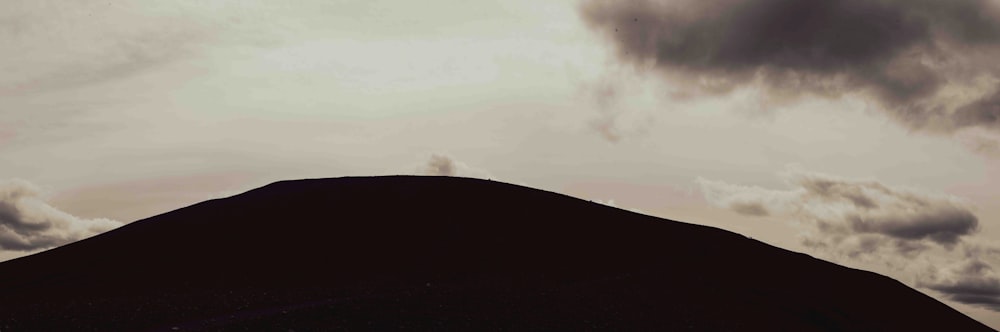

{"left": 3, "top": 0, "right": 1000, "bottom": 327}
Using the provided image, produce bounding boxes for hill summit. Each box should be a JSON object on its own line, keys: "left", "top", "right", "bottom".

{"left": 0, "top": 176, "right": 992, "bottom": 331}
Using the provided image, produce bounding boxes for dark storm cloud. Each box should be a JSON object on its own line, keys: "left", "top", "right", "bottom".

{"left": 0, "top": 179, "right": 121, "bottom": 251}
{"left": 920, "top": 259, "right": 1000, "bottom": 311}
{"left": 580, "top": 0, "right": 1000, "bottom": 132}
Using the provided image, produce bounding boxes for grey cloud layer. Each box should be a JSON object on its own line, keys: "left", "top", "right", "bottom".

{"left": 580, "top": 0, "right": 1000, "bottom": 133}
{"left": 697, "top": 169, "right": 998, "bottom": 310}
{"left": 0, "top": 179, "right": 121, "bottom": 251}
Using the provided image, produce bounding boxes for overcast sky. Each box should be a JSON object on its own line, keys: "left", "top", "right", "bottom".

{"left": 2, "top": 0, "right": 1000, "bottom": 327}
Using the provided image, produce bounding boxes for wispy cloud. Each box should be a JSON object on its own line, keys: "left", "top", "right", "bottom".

{"left": 0, "top": 1, "right": 216, "bottom": 96}
{"left": 579, "top": 70, "right": 658, "bottom": 143}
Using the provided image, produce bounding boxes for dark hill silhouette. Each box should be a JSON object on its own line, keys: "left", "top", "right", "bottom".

{"left": 0, "top": 176, "right": 993, "bottom": 331}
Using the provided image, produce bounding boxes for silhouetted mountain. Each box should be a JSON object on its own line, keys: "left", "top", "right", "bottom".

{"left": 0, "top": 176, "right": 993, "bottom": 331}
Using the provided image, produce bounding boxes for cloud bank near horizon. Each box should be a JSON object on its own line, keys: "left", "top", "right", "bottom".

{"left": 697, "top": 167, "right": 999, "bottom": 310}
{"left": 0, "top": 179, "right": 122, "bottom": 252}
{"left": 919, "top": 257, "right": 1000, "bottom": 311}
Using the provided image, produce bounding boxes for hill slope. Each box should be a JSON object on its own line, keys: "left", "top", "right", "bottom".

{"left": 0, "top": 176, "right": 993, "bottom": 331}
